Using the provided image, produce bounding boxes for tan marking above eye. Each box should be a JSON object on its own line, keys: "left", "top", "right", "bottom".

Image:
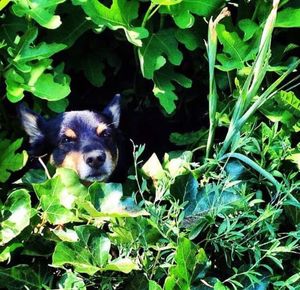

{"left": 96, "top": 123, "right": 108, "bottom": 135}
{"left": 64, "top": 128, "right": 77, "bottom": 139}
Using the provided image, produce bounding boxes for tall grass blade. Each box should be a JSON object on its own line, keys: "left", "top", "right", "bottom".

{"left": 219, "top": 152, "right": 281, "bottom": 191}
{"left": 206, "top": 8, "right": 230, "bottom": 159}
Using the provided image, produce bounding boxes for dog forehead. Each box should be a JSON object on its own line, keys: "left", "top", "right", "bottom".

{"left": 61, "top": 111, "right": 105, "bottom": 130}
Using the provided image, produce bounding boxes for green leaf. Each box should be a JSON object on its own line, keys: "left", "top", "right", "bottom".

{"left": 165, "top": 237, "right": 204, "bottom": 289}
{"left": 216, "top": 23, "right": 258, "bottom": 71}
{"left": 0, "top": 138, "right": 28, "bottom": 182}
{"left": 12, "top": 0, "right": 64, "bottom": 29}
{"left": 103, "top": 257, "right": 139, "bottom": 273}
{"left": 214, "top": 281, "right": 230, "bottom": 290}
{"left": 31, "top": 71, "right": 71, "bottom": 100}
{"left": 53, "top": 225, "right": 139, "bottom": 275}
{"left": 275, "top": 8, "right": 300, "bottom": 28}
{"left": 185, "top": 185, "right": 243, "bottom": 224}
{"left": 0, "top": 189, "right": 31, "bottom": 245}
{"left": 164, "top": 151, "right": 193, "bottom": 178}
{"left": 5, "top": 61, "right": 71, "bottom": 103}
{"left": 170, "top": 129, "right": 207, "bottom": 146}
{"left": 81, "top": 54, "right": 106, "bottom": 87}
{"left": 48, "top": 98, "right": 69, "bottom": 113}
{"left": 261, "top": 90, "right": 300, "bottom": 132}
{"left": 80, "top": 182, "right": 149, "bottom": 218}
{"left": 52, "top": 226, "right": 110, "bottom": 275}
{"left": 153, "top": 66, "right": 192, "bottom": 114}
{"left": 53, "top": 228, "right": 79, "bottom": 242}
{"left": 72, "top": 0, "right": 148, "bottom": 46}
{"left": 238, "top": 19, "right": 259, "bottom": 41}
{"left": 33, "top": 168, "right": 87, "bottom": 225}
{"left": 138, "top": 29, "right": 183, "bottom": 79}
{"left": 0, "top": 265, "right": 44, "bottom": 289}
{"left": 0, "top": 243, "right": 23, "bottom": 263}
{"left": 44, "top": 4, "right": 93, "bottom": 47}
{"left": 175, "top": 27, "right": 202, "bottom": 51}
{"left": 149, "top": 280, "right": 163, "bottom": 290}
{"left": 10, "top": 28, "right": 66, "bottom": 73}
{"left": 161, "top": 0, "right": 225, "bottom": 29}
{"left": 173, "top": 237, "right": 197, "bottom": 283}
{"left": 142, "top": 153, "right": 165, "bottom": 180}
{"left": 59, "top": 271, "right": 86, "bottom": 290}
{"left": 152, "top": 0, "right": 182, "bottom": 5}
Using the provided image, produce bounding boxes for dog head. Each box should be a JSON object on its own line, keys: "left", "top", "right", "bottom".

{"left": 19, "top": 94, "right": 121, "bottom": 182}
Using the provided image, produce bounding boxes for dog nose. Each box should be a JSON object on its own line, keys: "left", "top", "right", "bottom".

{"left": 84, "top": 150, "right": 106, "bottom": 168}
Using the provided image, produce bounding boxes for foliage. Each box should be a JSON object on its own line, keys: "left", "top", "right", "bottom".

{"left": 0, "top": 0, "right": 300, "bottom": 289}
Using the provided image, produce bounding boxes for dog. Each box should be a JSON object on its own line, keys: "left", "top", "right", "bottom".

{"left": 19, "top": 94, "right": 129, "bottom": 182}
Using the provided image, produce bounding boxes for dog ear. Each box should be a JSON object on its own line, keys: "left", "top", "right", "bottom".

{"left": 102, "top": 94, "right": 121, "bottom": 128}
{"left": 18, "top": 103, "right": 45, "bottom": 145}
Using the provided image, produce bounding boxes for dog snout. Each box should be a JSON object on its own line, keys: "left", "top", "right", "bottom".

{"left": 84, "top": 150, "right": 106, "bottom": 169}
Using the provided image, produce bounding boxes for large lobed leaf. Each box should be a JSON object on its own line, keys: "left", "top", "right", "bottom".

{"left": 72, "top": 0, "right": 148, "bottom": 46}
{"left": 52, "top": 225, "right": 139, "bottom": 275}
{"left": 0, "top": 138, "right": 28, "bottom": 183}
{"left": 138, "top": 29, "right": 183, "bottom": 79}
{"left": 5, "top": 27, "right": 70, "bottom": 102}
{"left": 160, "top": 0, "right": 225, "bottom": 29}
{"left": 33, "top": 168, "right": 87, "bottom": 225}
{"left": 12, "top": 0, "right": 65, "bottom": 29}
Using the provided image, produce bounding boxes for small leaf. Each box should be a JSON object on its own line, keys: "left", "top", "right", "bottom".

{"left": 48, "top": 98, "right": 69, "bottom": 113}
{"left": 275, "top": 8, "right": 300, "bottom": 28}
{"left": 12, "top": 0, "right": 64, "bottom": 29}
{"left": 149, "top": 280, "right": 163, "bottom": 290}
{"left": 0, "top": 189, "right": 31, "bottom": 246}
{"left": 59, "top": 271, "right": 86, "bottom": 290}
{"left": 238, "top": 19, "right": 259, "bottom": 41}
{"left": 0, "top": 138, "right": 28, "bottom": 183}
{"left": 80, "top": 183, "right": 149, "bottom": 218}
{"left": 170, "top": 129, "right": 207, "bottom": 146}
{"left": 142, "top": 153, "right": 165, "bottom": 180}
{"left": 153, "top": 66, "right": 192, "bottom": 114}
{"left": 103, "top": 257, "right": 139, "bottom": 273}
{"left": 161, "top": 0, "right": 225, "bottom": 29}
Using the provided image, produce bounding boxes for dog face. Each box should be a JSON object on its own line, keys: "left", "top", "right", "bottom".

{"left": 19, "top": 95, "right": 121, "bottom": 182}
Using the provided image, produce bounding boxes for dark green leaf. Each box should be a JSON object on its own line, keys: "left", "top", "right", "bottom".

{"left": 138, "top": 29, "right": 183, "bottom": 79}
{"left": 161, "top": 0, "right": 225, "bottom": 29}
{"left": 12, "top": 0, "right": 64, "bottom": 29}
{"left": 0, "top": 139, "right": 28, "bottom": 182}
{"left": 216, "top": 23, "right": 258, "bottom": 71}
{"left": 153, "top": 66, "right": 192, "bottom": 114}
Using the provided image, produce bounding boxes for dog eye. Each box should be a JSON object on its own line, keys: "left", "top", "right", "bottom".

{"left": 61, "top": 136, "right": 75, "bottom": 144}
{"left": 100, "top": 130, "right": 111, "bottom": 138}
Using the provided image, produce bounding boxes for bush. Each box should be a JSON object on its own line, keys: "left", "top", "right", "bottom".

{"left": 0, "top": 0, "right": 300, "bottom": 289}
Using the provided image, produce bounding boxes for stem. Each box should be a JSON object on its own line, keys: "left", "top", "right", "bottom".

{"left": 141, "top": 3, "right": 156, "bottom": 28}
{"left": 131, "top": 140, "right": 143, "bottom": 196}
{"left": 38, "top": 157, "right": 51, "bottom": 179}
